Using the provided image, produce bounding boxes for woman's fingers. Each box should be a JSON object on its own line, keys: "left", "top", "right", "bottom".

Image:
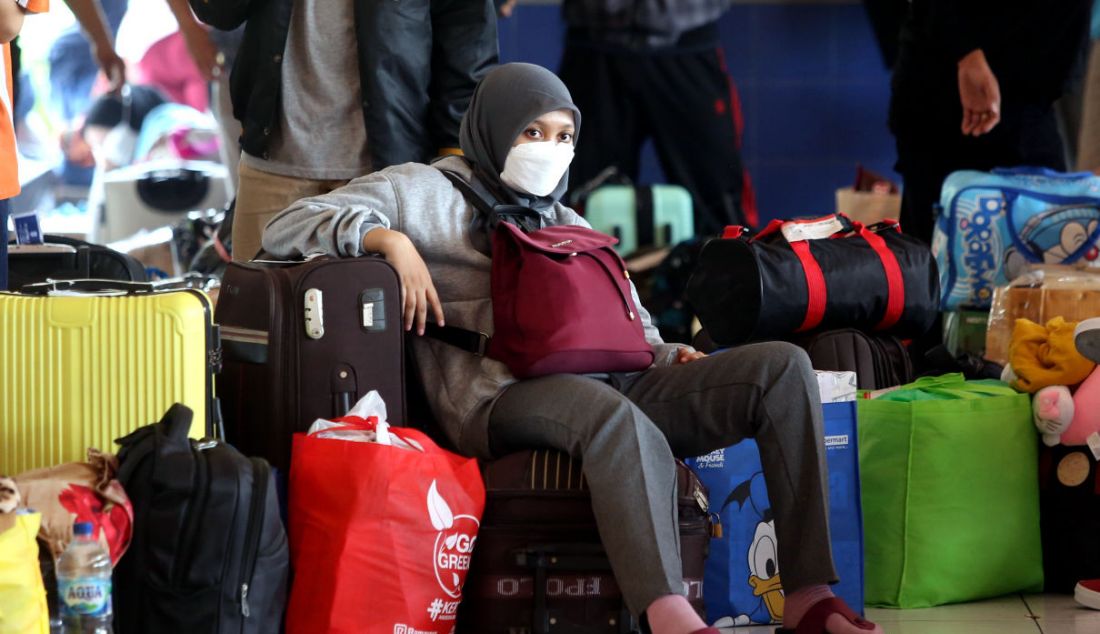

{"left": 415, "top": 287, "right": 429, "bottom": 335}
{"left": 403, "top": 282, "right": 416, "bottom": 332}
{"left": 427, "top": 285, "right": 445, "bottom": 328}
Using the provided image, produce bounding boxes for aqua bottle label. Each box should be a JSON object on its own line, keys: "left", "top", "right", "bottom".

{"left": 59, "top": 577, "right": 112, "bottom": 617}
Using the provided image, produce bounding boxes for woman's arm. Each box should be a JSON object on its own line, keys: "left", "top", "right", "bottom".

{"left": 262, "top": 172, "right": 444, "bottom": 334}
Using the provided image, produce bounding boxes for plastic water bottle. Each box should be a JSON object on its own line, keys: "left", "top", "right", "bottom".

{"left": 56, "top": 522, "right": 112, "bottom": 634}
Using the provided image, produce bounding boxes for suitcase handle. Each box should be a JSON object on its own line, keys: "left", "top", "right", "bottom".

{"left": 20, "top": 274, "right": 218, "bottom": 296}
{"left": 20, "top": 278, "right": 159, "bottom": 295}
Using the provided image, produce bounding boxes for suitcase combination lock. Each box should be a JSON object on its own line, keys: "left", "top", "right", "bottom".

{"left": 304, "top": 288, "right": 325, "bottom": 339}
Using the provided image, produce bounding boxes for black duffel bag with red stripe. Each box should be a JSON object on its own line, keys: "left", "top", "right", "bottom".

{"left": 687, "top": 214, "right": 939, "bottom": 346}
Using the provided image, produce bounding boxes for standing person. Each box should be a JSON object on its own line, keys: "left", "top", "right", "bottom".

{"left": 554, "top": 0, "right": 756, "bottom": 234}
{"left": 262, "top": 62, "right": 881, "bottom": 634}
{"left": 890, "top": 0, "right": 1093, "bottom": 244}
{"left": 1, "top": 0, "right": 49, "bottom": 290}
{"left": 190, "top": 0, "right": 498, "bottom": 261}
{"left": 1077, "top": 2, "right": 1100, "bottom": 174}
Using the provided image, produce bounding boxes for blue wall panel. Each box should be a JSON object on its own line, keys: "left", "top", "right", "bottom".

{"left": 499, "top": 2, "right": 898, "bottom": 225}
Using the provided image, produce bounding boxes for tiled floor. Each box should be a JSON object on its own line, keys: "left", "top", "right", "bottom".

{"left": 717, "top": 594, "right": 1100, "bottom": 633}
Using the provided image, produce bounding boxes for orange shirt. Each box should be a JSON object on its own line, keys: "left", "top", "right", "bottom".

{"left": 1, "top": 0, "right": 49, "bottom": 199}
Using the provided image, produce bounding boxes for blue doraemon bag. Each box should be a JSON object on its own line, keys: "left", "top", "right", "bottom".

{"left": 685, "top": 402, "right": 864, "bottom": 626}
{"left": 932, "top": 167, "right": 1100, "bottom": 310}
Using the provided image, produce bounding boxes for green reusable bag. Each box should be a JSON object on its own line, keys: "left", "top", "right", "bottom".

{"left": 857, "top": 374, "right": 1043, "bottom": 608}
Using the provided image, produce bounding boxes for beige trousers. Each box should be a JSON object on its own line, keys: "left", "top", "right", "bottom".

{"left": 231, "top": 161, "right": 348, "bottom": 261}
{"left": 1078, "top": 40, "right": 1100, "bottom": 173}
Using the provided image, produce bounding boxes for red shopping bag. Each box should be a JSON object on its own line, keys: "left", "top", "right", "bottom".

{"left": 287, "top": 416, "right": 485, "bottom": 634}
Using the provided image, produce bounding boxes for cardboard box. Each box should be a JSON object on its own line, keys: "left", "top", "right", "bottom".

{"left": 985, "top": 266, "right": 1100, "bottom": 365}
{"left": 835, "top": 187, "right": 901, "bottom": 226}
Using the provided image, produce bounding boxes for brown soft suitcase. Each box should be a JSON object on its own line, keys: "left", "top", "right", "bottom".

{"left": 215, "top": 257, "right": 405, "bottom": 470}
{"left": 457, "top": 449, "right": 712, "bottom": 634}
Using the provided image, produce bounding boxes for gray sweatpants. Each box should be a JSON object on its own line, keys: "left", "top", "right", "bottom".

{"left": 487, "top": 341, "right": 837, "bottom": 616}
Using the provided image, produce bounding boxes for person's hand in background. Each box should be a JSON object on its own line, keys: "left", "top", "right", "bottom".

{"left": 958, "top": 48, "right": 1001, "bottom": 137}
{"left": 63, "top": 0, "right": 127, "bottom": 90}
{"left": 180, "top": 21, "right": 220, "bottom": 81}
{"left": 497, "top": 0, "right": 517, "bottom": 18}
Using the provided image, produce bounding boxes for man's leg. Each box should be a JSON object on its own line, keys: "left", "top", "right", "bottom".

{"left": 232, "top": 162, "right": 346, "bottom": 261}
{"left": 612, "top": 342, "right": 837, "bottom": 593}
{"left": 641, "top": 47, "right": 747, "bottom": 234}
{"left": 487, "top": 374, "right": 685, "bottom": 617}
{"left": 559, "top": 44, "right": 646, "bottom": 195}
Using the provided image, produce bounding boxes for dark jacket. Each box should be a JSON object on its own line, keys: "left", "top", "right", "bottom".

{"left": 892, "top": 0, "right": 1091, "bottom": 115}
{"left": 190, "top": 0, "right": 499, "bottom": 169}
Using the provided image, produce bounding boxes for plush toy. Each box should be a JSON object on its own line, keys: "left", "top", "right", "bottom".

{"left": 1001, "top": 317, "right": 1100, "bottom": 447}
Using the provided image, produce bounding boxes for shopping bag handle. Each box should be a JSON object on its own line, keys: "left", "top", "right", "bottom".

{"left": 893, "top": 373, "right": 1018, "bottom": 398}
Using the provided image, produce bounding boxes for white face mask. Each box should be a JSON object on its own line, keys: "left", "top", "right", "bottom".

{"left": 499, "top": 141, "right": 575, "bottom": 197}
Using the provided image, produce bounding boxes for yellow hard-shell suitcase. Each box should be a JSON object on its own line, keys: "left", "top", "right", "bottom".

{"left": 0, "top": 280, "right": 217, "bottom": 473}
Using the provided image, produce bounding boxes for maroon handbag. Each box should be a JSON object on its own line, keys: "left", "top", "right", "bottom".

{"left": 488, "top": 222, "right": 654, "bottom": 377}
{"left": 433, "top": 171, "right": 655, "bottom": 377}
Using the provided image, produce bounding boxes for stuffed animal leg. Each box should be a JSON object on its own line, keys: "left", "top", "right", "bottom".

{"left": 1034, "top": 386, "right": 1075, "bottom": 446}
{"left": 1062, "top": 366, "right": 1100, "bottom": 446}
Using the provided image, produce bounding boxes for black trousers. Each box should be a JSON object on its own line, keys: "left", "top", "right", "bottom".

{"left": 892, "top": 101, "right": 1066, "bottom": 245}
{"left": 559, "top": 40, "right": 748, "bottom": 235}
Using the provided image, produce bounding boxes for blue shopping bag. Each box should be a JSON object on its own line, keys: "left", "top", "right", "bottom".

{"left": 932, "top": 166, "right": 1100, "bottom": 310}
{"left": 686, "top": 401, "right": 864, "bottom": 626}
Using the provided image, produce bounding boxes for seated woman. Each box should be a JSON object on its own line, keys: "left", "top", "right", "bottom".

{"left": 262, "top": 63, "right": 880, "bottom": 634}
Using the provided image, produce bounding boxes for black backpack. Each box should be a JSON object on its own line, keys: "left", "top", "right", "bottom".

{"left": 113, "top": 403, "right": 288, "bottom": 634}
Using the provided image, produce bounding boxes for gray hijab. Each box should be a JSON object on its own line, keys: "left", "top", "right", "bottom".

{"left": 458, "top": 63, "right": 582, "bottom": 213}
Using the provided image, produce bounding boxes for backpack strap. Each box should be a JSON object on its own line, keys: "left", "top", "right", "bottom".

{"left": 438, "top": 169, "right": 543, "bottom": 233}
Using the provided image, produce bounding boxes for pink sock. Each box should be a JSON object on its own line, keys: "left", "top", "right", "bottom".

{"left": 783, "top": 585, "right": 882, "bottom": 634}
{"left": 646, "top": 594, "right": 707, "bottom": 634}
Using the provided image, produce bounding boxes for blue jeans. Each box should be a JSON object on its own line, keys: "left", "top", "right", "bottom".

{"left": 1, "top": 198, "right": 9, "bottom": 290}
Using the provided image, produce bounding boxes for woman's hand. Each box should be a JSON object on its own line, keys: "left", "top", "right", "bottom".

{"left": 676, "top": 348, "right": 706, "bottom": 364}
{"left": 366, "top": 229, "right": 445, "bottom": 335}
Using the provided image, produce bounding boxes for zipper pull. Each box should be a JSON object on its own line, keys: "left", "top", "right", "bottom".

{"left": 711, "top": 513, "right": 723, "bottom": 539}
{"left": 240, "top": 583, "right": 251, "bottom": 617}
{"left": 693, "top": 486, "right": 709, "bottom": 514}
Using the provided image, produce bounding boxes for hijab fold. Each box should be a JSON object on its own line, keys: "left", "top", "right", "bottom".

{"left": 458, "top": 63, "right": 582, "bottom": 214}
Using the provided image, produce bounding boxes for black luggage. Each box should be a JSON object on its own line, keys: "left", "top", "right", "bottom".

{"left": 796, "top": 328, "right": 913, "bottom": 390}
{"left": 1039, "top": 444, "right": 1100, "bottom": 593}
{"left": 457, "top": 450, "right": 712, "bottom": 633}
{"left": 6, "top": 234, "right": 146, "bottom": 290}
{"left": 215, "top": 256, "right": 405, "bottom": 470}
{"left": 113, "top": 403, "right": 288, "bottom": 634}
{"left": 687, "top": 216, "right": 938, "bottom": 346}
